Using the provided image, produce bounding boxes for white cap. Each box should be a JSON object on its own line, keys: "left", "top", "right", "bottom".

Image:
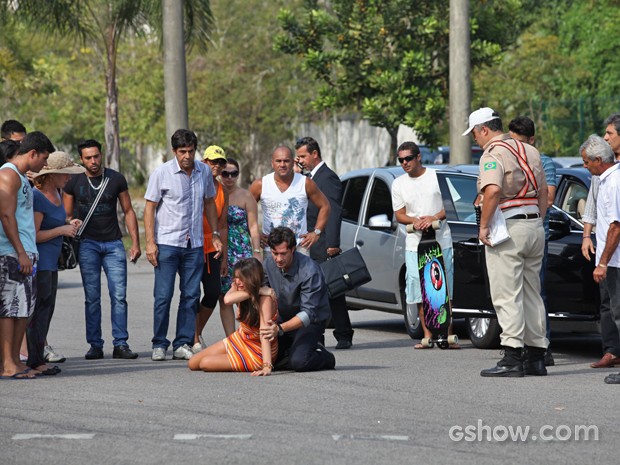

{"left": 462, "top": 107, "right": 500, "bottom": 136}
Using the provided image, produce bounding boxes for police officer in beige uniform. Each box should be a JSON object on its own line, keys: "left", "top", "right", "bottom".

{"left": 463, "top": 108, "right": 549, "bottom": 377}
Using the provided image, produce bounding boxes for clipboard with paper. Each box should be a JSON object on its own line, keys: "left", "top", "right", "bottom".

{"left": 474, "top": 200, "right": 510, "bottom": 247}
{"left": 488, "top": 207, "right": 510, "bottom": 246}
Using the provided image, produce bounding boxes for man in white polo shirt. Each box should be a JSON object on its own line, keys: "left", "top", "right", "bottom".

{"left": 579, "top": 134, "right": 620, "bottom": 385}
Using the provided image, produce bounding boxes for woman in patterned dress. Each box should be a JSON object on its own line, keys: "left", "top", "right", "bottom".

{"left": 218, "top": 158, "right": 262, "bottom": 324}
{"left": 188, "top": 258, "right": 278, "bottom": 376}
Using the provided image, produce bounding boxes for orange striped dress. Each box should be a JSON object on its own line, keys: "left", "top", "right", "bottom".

{"left": 223, "top": 310, "right": 279, "bottom": 372}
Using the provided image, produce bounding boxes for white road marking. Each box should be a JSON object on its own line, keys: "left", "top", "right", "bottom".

{"left": 174, "top": 434, "right": 252, "bottom": 440}
{"left": 332, "top": 434, "right": 409, "bottom": 442}
{"left": 12, "top": 434, "right": 95, "bottom": 440}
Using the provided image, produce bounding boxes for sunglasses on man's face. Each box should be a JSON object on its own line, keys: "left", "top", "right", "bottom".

{"left": 221, "top": 170, "right": 239, "bottom": 179}
{"left": 397, "top": 154, "right": 417, "bottom": 164}
{"left": 207, "top": 158, "right": 227, "bottom": 167}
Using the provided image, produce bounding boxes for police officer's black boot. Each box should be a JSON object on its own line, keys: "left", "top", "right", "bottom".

{"left": 523, "top": 346, "right": 548, "bottom": 376}
{"left": 480, "top": 347, "right": 524, "bottom": 377}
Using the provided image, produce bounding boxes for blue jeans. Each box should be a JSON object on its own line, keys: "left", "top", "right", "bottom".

{"left": 79, "top": 239, "right": 129, "bottom": 348}
{"left": 152, "top": 244, "right": 203, "bottom": 351}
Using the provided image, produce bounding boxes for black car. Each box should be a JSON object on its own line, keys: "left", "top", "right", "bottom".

{"left": 339, "top": 164, "right": 598, "bottom": 348}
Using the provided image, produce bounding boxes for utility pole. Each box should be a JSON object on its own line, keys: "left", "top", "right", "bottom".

{"left": 449, "top": 0, "right": 471, "bottom": 165}
{"left": 162, "top": 0, "right": 189, "bottom": 156}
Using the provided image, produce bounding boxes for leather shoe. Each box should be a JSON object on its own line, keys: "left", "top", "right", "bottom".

{"left": 604, "top": 372, "right": 620, "bottom": 384}
{"left": 480, "top": 363, "right": 524, "bottom": 377}
{"left": 544, "top": 350, "right": 555, "bottom": 367}
{"left": 113, "top": 345, "right": 139, "bottom": 359}
{"left": 317, "top": 342, "right": 336, "bottom": 370}
{"left": 524, "top": 359, "right": 547, "bottom": 376}
{"left": 590, "top": 353, "right": 620, "bottom": 368}
{"left": 85, "top": 346, "right": 104, "bottom": 360}
{"left": 335, "top": 340, "right": 352, "bottom": 350}
{"left": 481, "top": 347, "right": 524, "bottom": 377}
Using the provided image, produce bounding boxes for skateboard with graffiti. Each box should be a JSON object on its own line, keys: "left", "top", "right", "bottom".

{"left": 414, "top": 221, "right": 458, "bottom": 349}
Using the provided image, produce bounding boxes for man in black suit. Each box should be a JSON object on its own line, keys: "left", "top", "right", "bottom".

{"left": 295, "top": 137, "right": 354, "bottom": 349}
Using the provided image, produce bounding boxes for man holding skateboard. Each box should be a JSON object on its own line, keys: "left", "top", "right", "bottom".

{"left": 391, "top": 141, "right": 458, "bottom": 349}
{"left": 464, "top": 107, "right": 548, "bottom": 377}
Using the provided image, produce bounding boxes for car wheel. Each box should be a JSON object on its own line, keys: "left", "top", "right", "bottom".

{"left": 404, "top": 299, "right": 424, "bottom": 340}
{"left": 466, "top": 317, "right": 501, "bottom": 349}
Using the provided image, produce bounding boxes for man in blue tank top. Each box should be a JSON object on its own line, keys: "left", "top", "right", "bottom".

{"left": 0, "top": 131, "right": 54, "bottom": 380}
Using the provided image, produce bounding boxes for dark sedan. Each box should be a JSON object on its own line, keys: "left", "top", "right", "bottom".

{"left": 339, "top": 165, "right": 598, "bottom": 348}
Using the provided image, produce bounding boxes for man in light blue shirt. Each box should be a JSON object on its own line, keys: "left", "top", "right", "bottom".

{"left": 144, "top": 129, "right": 222, "bottom": 361}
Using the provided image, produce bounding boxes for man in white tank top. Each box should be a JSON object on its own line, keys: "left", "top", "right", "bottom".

{"left": 249, "top": 146, "right": 330, "bottom": 252}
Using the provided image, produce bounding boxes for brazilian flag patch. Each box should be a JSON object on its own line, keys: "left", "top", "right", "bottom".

{"left": 483, "top": 161, "right": 497, "bottom": 171}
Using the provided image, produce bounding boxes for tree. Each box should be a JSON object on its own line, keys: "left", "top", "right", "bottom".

{"left": 8, "top": 0, "right": 213, "bottom": 172}
{"left": 0, "top": 22, "right": 105, "bottom": 145}
{"left": 473, "top": 0, "right": 620, "bottom": 156}
{"left": 187, "top": 0, "right": 319, "bottom": 180}
{"left": 274, "top": 0, "right": 527, "bottom": 164}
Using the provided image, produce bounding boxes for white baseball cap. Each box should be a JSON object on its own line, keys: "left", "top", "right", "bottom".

{"left": 462, "top": 107, "right": 500, "bottom": 136}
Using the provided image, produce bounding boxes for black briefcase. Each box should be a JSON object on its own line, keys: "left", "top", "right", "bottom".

{"left": 320, "top": 247, "right": 372, "bottom": 299}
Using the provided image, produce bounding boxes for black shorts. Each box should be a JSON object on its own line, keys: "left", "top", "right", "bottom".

{"left": 200, "top": 251, "right": 221, "bottom": 308}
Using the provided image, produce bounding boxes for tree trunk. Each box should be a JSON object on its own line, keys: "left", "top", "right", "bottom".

{"left": 386, "top": 127, "right": 399, "bottom": 166}
{"left": 449, "top": 0, "right": 471, "bottom": 165}
{"left": 162, "top": 0, "right": 189, "bottom": 155}
{"left": 104, "top": 21, "right": 125, "bottom": 233}
{"left": 104, "top": 25, "right": 121, "bottom": 173}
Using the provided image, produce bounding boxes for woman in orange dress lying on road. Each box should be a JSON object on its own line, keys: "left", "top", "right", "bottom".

{"left": 188, "top": 257, "right": 278, "bottom": 376}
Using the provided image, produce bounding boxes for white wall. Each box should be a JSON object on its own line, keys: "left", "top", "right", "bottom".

{"left": 297, "top": 113, "right": 419, "bottom": 175}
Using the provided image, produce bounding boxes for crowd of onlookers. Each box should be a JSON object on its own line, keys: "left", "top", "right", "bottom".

{"left": 2, "top": 112, "right": 620, "bottom": 384}
{"left": 0, "top": 122, "right": 347, "bottom": 379}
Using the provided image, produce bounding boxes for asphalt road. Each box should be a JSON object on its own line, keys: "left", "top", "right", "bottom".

{"left": 0, "top": 260, "right": 615, "bottom": 465}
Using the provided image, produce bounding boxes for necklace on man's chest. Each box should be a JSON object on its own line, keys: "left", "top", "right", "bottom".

{"left": 87, "top": 175, "right": 104, "bottom": 191}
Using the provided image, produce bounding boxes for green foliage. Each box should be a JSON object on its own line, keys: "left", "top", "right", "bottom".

{"left": 473, "top": 0, "right": 620, "bottom": 156}
{"left": 2, "top": 0, "right": 213, "bottom": 175}
{"left": 187, "top": 0, "right": 318, "bottom": 179}
{"left": 275, "top": 0, "right": 527, "bottom": 162}
{"left": 0, "top": 22, "right": 105, "bottom": 146}
{"left": 0, "top": 25, "right": 163, "bottom": 168}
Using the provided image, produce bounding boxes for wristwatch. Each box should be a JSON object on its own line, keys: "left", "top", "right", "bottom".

{"left": 314, "top": 228, "right": 322, "bottom": 236}
{"left": 277, "top": 324, "right": 284, "bottom": 336}
{"left": 212, "top": 231, "right": 221, "bottom": 237}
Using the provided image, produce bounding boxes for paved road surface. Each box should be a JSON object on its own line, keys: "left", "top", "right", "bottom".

{"left": 0, "top": 260, "right": 615, "bottom": 465}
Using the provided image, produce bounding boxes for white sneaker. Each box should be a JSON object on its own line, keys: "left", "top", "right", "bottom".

{"left": 151, "top": 347, "right": 166, "bottom": 361}
{"left": 44, "top": 345, "right": 66, "bottom": 363}
{"left": 191, "top": 342, "right": 203, "bottom": 354}
{"left": 173, "top": 344, "right": 194, "bottom": 360}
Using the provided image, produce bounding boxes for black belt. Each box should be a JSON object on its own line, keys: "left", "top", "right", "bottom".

{"left": 506, "top": 213, "right": 540, "bottom": 220}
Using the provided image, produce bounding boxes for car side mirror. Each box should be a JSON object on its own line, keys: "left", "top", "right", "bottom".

{"left": 548, "top": 208, "right": 572, "bottom": 241}
{"left": 368, "top": 213, "right": 396, "bottom": 231}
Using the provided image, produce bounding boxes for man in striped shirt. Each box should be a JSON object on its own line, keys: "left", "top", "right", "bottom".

{"left": 144, "top": 129, "right": 222, "bottom": 362}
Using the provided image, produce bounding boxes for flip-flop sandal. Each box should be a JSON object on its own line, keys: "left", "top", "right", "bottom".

{"left": 0, "top": 370, "right": 38, "bottom": 380}
{"left": 39, "top": 366, "right": 61, "bottom": 376}
{"left": 24, "top": 368, "right": 43, "bottom": 376}
{"left": 414, "top": 343, "right": 433, "bottom": 349}
{"left": 449, "top": 343, "right": 461, "bottom": 350}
